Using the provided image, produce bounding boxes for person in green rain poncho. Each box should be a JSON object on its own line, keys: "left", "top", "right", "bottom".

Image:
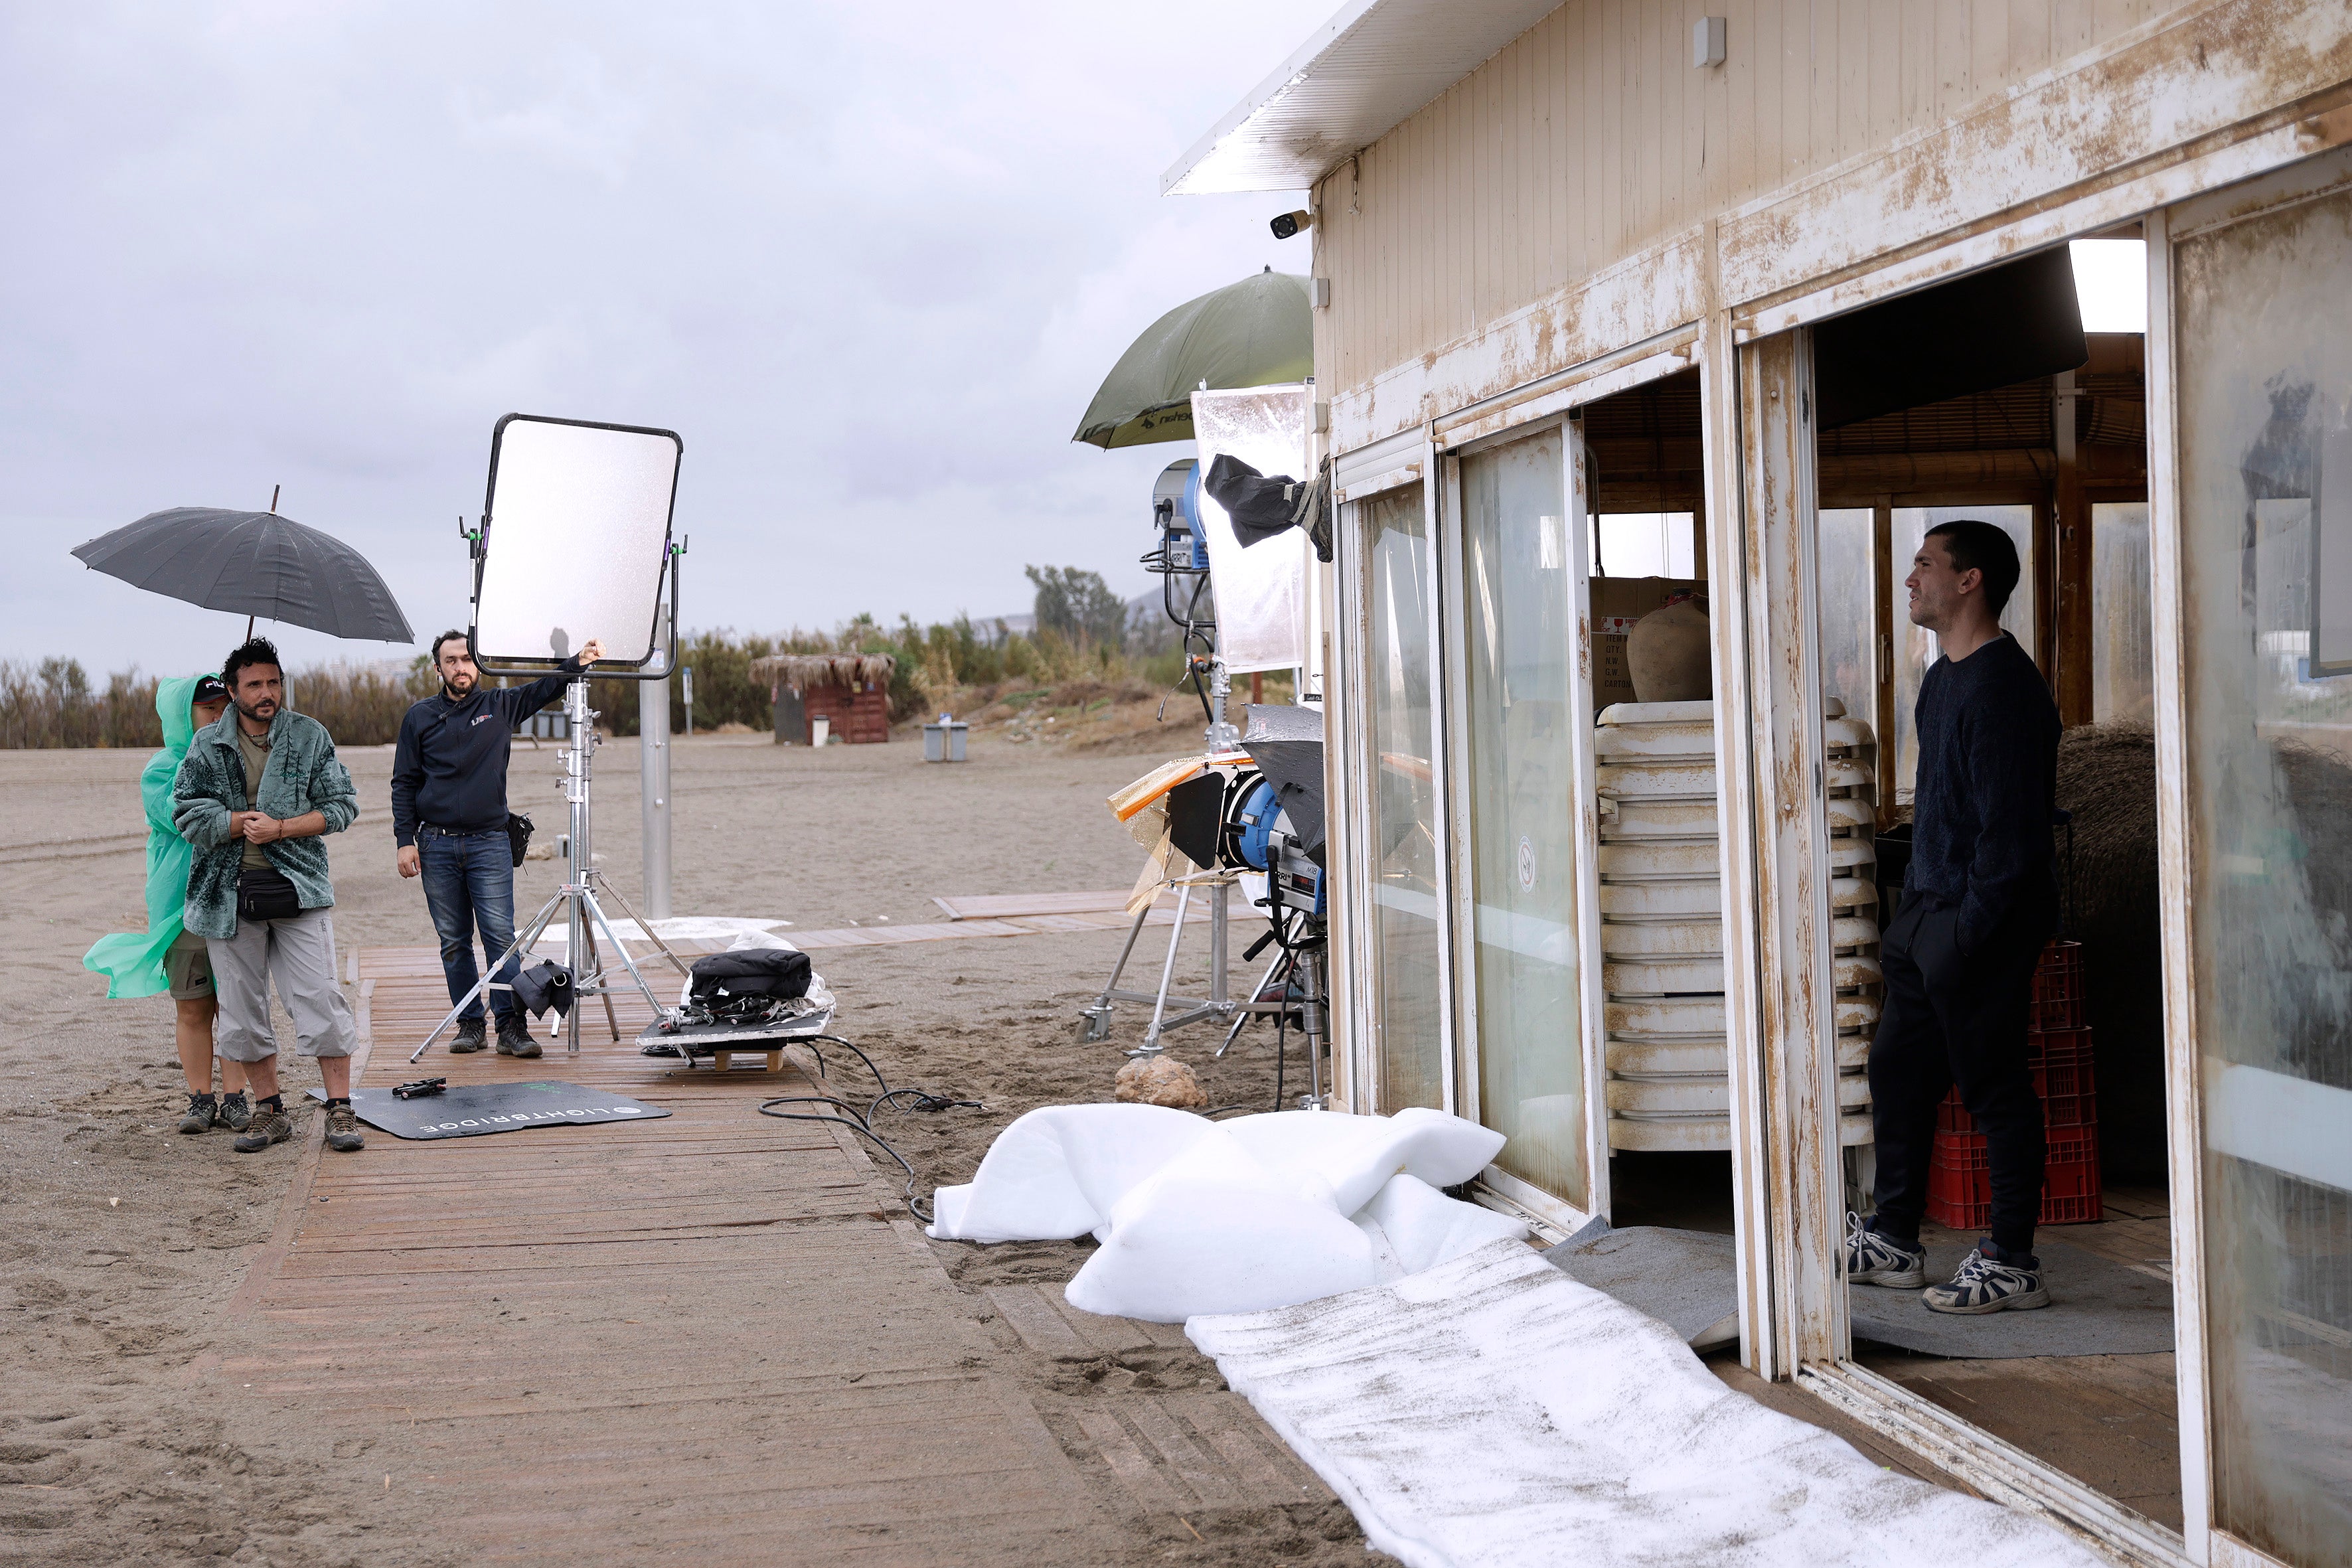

{"left": 82, "top": 673, "right": 252, "bottom": 1135}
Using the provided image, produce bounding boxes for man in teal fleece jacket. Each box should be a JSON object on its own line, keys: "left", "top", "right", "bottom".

{"left": 173, "top": 637, "right": 364, "bottom": 1154}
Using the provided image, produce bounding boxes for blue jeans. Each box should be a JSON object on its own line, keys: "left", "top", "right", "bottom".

{"left": 418, "top": 828, "right": 519, "bottom": 1023}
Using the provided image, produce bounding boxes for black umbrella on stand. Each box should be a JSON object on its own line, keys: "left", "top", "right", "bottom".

{"left": 72, "top": 499, "right": 414, "bottom": 645}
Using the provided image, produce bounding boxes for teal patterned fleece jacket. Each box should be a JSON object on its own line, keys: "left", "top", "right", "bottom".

{"left": 171, "top": 707, "right": 358, "bottom": 939}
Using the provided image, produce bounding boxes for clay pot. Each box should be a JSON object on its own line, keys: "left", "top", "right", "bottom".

{"left": 1628, "top": 595, "right": 1712, "bottom": 702}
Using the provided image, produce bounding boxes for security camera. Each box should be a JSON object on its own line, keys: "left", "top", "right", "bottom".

{"left": 1269, "top": 209, "right": 1314, "bottom": 240}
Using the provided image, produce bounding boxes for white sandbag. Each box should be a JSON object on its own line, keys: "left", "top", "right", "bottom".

{"left": 1355, "top": 1174, "right": 1532, "bottom": 1281}
{"left": 927, "top": 1103, "right": 1220, "bottom": 1243}
{"left": 928, "top": 1105, "right": 1524, "bottom": 1324}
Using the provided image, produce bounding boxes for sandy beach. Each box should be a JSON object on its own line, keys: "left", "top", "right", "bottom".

{"left": 0, "top": 723, "right": 1368, "bottom": 1566}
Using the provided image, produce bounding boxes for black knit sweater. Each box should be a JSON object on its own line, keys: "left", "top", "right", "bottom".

{"left": 1907, "top": 632, "right": 2061, "bottom": 951}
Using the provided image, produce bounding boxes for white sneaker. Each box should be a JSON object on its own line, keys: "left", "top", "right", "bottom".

{"left": 1843, "top": 1212, "right": 1927, "bottom": 1288}
{"left": 1922, "top": 1240, "right": 2050, "bottom": 1314}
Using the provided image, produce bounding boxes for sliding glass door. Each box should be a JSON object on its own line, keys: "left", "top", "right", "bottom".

{"left": 2169, "top": 167, "right": 2352, "bottom": 1568}
{"left": 1457, "top": 426, "right": 1590, "bottom": 1210}
{"left": 1361, "top": 485, "right": 1447, "bottom": 1112}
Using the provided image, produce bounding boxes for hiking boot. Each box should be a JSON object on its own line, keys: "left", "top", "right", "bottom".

{"left": 217, "top": 1091, "right": 252, "bottom": 1132}
{"left": 323, "top": 1102, "right": 365, "bottom": 1153}
{"left": 1923, "top": 1239, "right": 2050, "bottom": 1314}
{"left": 232, "top": 1103, "right": 293, "bottom": 1153}
{"left": 448, "top": 1018, "right": 489, "bottom": 1054}
{"left": 1843, "top": 1212, "right": 1927, "bottom": 1289}
{"left": 177, "top": 1093, "right": 218, "bottom": 1135}
{"left": 495, "top": 1014, "right": 542, "bottom": 1059}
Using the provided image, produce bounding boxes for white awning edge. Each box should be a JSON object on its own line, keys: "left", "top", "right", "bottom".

{"left": 1162, "top": 0, "right": 1567, "bottom": 197}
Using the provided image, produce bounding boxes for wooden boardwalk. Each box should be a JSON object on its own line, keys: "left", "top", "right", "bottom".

{"left": 216, "top": 947, "right": 1107, "bottom": 1565}
{"left": 208, "top": 945, "right": 1334, "bottom": 1565}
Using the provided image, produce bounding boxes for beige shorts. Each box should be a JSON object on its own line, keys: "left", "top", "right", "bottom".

{"left": 164, "top": 931, "right": 214, "bottom": 1002}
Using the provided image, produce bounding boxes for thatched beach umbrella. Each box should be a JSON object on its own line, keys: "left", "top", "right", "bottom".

{"left": 749, "top": 653, "right": 898, "bottom": 692}
{"left": 1071, "top": 269, "right": 1312, "bottom": 450}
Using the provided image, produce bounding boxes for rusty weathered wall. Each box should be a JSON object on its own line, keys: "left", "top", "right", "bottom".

{"left": 1311, "top": 0, "right": 2352, "bottom": 447}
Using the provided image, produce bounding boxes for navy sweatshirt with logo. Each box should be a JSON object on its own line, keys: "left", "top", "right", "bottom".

{"left": 1907, "top": 631, "right": 2062, "bottom": 953}
{"left": 389, "top": 661, "right": 583, "bottom": 848}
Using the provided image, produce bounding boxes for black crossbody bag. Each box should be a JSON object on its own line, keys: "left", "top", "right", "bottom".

{"left": 236, "top": 866, "right": 303, "bottom": 923}
{"left": 506, "top": 812, "right": 534, "bottom": 868}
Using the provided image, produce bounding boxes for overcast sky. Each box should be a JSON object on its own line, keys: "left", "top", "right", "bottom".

{"left": 0, "top": 3, "right": 1324, "bottom": 678}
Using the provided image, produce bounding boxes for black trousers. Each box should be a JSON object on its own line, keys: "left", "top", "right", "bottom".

{"left": 1868, "top": 889, "right": 2051, "bottom": 1255}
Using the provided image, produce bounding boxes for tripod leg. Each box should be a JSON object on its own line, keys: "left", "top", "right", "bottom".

{"left": 1300, "top": 945, "right": 1328, "bottom": 1109}
{"left": 1077, "top": 898, "right": 1155, "bottom": 1043}
{"left": 1135, "top": 882, "right": 1193, "bottom": 1058}
{"left": 595, "top": 876, "right": 693, "bottom": 978}
{"left": 580, "top": 919, "right": 622, "bottom": 1043}
{"left": 1216, "top": 947, "right": 1289, "bottom": 1058}
{"left": 1209, "top": 879, "right": 1229, "bottom": 1008}
{"left": 410, "top": 889, "right": 568, "bottom": 1064}
{"left": 582, "top": 891, "right": 680, "bottom": 1024}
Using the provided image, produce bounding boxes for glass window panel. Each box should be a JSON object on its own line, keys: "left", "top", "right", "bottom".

{"left": 1890, "top": 505, "right": 2038, "bottom": 805}
{"left": 2175, "top": 181, "right": 2352, "bottom": 1567}
{"left": 1362, "top": 487, "right": 1445, "bottom": 1113}
{"left": 1818, "top": 509, "right": 1876, "bottom": 716}
{"left": 1460, "top": 428, "right": 1587, "bottom": 1207}
{"left": 1591, "top": 512, "right": 1697, "bottom": 578}
{"left": 2092, "top": 501, "right": 2155, "bottom": 724}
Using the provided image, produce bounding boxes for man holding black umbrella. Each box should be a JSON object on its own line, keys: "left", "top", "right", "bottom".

{"left": 391, "top": 630, "right": 602, "bottom": 1058}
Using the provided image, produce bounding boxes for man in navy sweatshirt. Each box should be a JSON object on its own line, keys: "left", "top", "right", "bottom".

{"left": 392, "top": 629, "right": 602, "bottom": 1057}
{"left": 1845, "top": 520, "right": 2061, "bottom": 1315}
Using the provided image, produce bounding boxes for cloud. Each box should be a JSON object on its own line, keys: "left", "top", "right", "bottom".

{"left": 0, "top": 0, "right": 1320, "bottom": 676}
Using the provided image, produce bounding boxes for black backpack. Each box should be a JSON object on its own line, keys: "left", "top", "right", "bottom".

{"left": 688, "top": 949, "right": 812, "bottom": 1006}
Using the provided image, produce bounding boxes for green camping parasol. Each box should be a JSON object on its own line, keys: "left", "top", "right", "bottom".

{"left": 1072, "top": 268, "right": 1312, "bottom": 449}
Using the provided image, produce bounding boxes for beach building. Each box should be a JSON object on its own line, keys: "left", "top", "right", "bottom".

{"left": 1171, "top": 5, "right": 2352, "bottom": 1565}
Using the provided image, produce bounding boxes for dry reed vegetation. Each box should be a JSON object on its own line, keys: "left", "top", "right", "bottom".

{"left": 0, "top": 658, "right": 435, "bottom": 749}
{"left": 3, "top": 617, "right": 1208, "bottom": 749}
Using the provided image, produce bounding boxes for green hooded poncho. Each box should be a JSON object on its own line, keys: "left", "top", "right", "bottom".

{"left": 82, "top": 674, "right": 212, "bottom": 1000}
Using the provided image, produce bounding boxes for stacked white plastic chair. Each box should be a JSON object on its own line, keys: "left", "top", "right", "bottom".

{"left": 1595, "top": 698, "right": 1881, "bottom": 1151}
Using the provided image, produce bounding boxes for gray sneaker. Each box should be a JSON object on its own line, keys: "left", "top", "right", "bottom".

{"left": 232, "top": 1103, "right": 293, "bottom": 1153}
{"left": 323, "top": 1102, "right": 365, "bottom": 1153}
{"left": 449, "top": 1018, "right": 490, "bottom": 1054}
{"left": 496, "top": 1014, "right": 542, "bottom": 1059}
{"left": 1843, "top": 1212, "right": 1927, "bottom": 1288}
{"left": 1923, "top": 1240, "right": 2050, "bottom": 1314}
{"left": 177, "top": 1093, "right": 218, "bottom": 1135}
{"left": 216, "top": 1091, "right": 252, "bottom": 1133}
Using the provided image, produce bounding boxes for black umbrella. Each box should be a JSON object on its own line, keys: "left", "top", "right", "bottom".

{"left": 72, "top": 506, "right": 414, "bottom": 643}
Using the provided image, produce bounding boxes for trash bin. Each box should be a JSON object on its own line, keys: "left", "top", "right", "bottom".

{"left": 811, "top": 716, "right": 831, "bottom": 747}
{"left": 923, "top": 718, "right": 968, "bottom": 762}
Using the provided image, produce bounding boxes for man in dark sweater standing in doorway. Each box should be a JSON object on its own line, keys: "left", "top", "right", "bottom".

{"left": 392, "top": 630, "right": 602, "bottom": 1057}
{"left": 1845, "top": 520, "right": 2061, "bottom": 1314}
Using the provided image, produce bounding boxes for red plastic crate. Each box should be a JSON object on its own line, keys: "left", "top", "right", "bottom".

{"left": 2031, "top": 940, "right": 2086, "bottom": 1031}
{"left": 1926, "top": 1125, "right": 2102, "bottom": 1229}
{"left": 2028, "top": 1025, "right": 2091, "bottom": 1068}
{"left": 2036, "top": 1052, "right": 2098, "bottom": 1130}
{"left": 1937, "top": 1027, "right": 2099, "bottom": 1134}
